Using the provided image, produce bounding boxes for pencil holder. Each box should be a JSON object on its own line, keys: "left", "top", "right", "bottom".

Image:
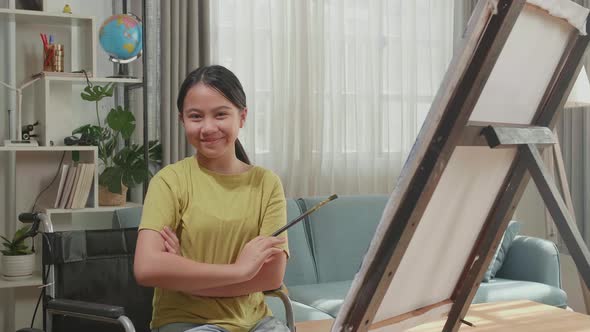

{"left": 43, "top": 44, "right": 64, "bottom": 72}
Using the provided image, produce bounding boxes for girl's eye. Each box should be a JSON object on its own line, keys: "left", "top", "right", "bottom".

{"left": 188, "top": 113, "right": 202, "bottom": 119}
{"left": 216, "top": 113, "right": 228, "bottom": 118}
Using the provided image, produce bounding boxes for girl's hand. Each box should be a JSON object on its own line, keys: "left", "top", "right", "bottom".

{"left": 160, "top": 226, "right": 181, "bottom": 256}
{"left": 234, "top": 236, "right": 286, "bottom": 280}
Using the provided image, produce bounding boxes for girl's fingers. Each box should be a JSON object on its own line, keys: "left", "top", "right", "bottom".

{"left": 262, "top": 247, "right": 283, "bottom": 260}
{"left": 164, "top": 240, "right": 177, "bottom": 255}
{"left": 160, "top": 230, "right": 171, "bottom": 243}
{"left": 161, "top": 227, "right": 180, "bottom": 253}
{"left": 256, "top": 236, "right": 285, "bottom": 248}
{"left": 163, "top": 240, "right": 171, "bottom": 253}
{"left": 264, "top": 250, "right": 282, "bottom": 264}
{"left": 164, "top": 227, "right": 180, "bottom": 245}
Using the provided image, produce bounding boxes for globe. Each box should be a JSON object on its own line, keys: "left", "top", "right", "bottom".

{"left": 99, "top": 14, "right": 143, "bottom": 64}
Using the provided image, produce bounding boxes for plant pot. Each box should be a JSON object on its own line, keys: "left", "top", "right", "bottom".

{"left": 99, "top": 184, "right": 128, "bottom": 206}
{"left": 1, "top": 253, "right": 35, "bottom": 280}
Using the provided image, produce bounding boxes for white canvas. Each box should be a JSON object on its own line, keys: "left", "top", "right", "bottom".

{"left": 469, "top": 5, "right": 574, "bottom": 124}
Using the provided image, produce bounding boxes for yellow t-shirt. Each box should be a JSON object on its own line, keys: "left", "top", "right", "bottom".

{"left": 139, "top": 156, "right": 289, "bottom": 332}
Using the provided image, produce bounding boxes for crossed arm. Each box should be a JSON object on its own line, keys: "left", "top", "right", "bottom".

{"left": 134, "top": 228, "right": 287, "bottom": 297}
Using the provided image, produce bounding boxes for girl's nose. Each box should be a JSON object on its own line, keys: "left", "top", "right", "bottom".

{"left": 201, "top": 118, "right": 217, "bottom": 133}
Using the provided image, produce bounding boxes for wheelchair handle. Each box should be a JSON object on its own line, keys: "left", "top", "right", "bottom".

{"left": 19, "top": 212, "right": 41, "bottom": 223}
{"left": 17, "top": 212, "right": 44, "bottom": 240}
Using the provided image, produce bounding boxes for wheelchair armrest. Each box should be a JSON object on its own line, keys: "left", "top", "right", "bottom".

{"left": 263, "top": 284, "right": 289, "bottom": 296}
{"left": 47, "top": 298, "right": 125, "bottom": 319}
{"left": 264, "top": 285, "right": 296, "bottom": 332}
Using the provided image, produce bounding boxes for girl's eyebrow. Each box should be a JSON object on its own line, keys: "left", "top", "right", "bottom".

{"left": 185, "top": 106, "right": 232, "bottom": 113}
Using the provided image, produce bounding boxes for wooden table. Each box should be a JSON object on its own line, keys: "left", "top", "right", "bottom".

{"left": 295, "top": 300, "right": 590, "bottom": 331}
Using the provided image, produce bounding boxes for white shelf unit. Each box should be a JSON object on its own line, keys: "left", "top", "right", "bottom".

{"left": 0, "top": 8, "right": 93, "bottom": 25}
{"left": 0, "top": 8, "right": 96, "bottom": 85}
{"left": 46, "top": 201, "right": 142, "bottom": 215}
{"left": 4, "top": 146, "right": 100, "bottom": 211}
{"left": 0, "top": 271, "right": 43, "bottom": 289}
{"left": 22, "top": 76, "right": 142, "bottom": 146}
{"left": 0, "top": 6, "right": 144, "bottom": 331}
{"left": 0, "top": 145, "right": 96, "bottom": 151}
{"left": 46, "top": 202, "right": 143, "bottom": 232}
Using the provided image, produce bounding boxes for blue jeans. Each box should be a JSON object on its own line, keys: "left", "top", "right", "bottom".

{"left": 152, "top": 316, "right": 290, "bottom": 332}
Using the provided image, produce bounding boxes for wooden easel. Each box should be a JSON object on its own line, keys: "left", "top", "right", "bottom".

{"left": 479, "top": 126, "right": 590, "bottom": 311}
{"left": 544, "top": 129, "right": 590, "bottom": 314}
{"left": 332, "top": 1, "right": 590, "bottom": 331}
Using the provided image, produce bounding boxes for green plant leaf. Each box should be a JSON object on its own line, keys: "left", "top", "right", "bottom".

{"left": 113, "top": 147, "right": 141, "bottom": 168}
{"left": 103, "top": 83, "right": 115, "bottom": 97}
{"left": 12, "top": 225, "right": 31, "bottom": 242}
{"left": 72, "top": 124, "right": 104, "bottom": 146}
{"left": 148, "top": 140, "right": 162, "bottom": 163}
{"left": 72, "top": 124, "right": 91, "bottom": 135}
{"left": 81, "top": 86, "right": 99, "bottom": 101}
{"left": 1, "top": 226, "right": 32, "bottom": 255}
{"left": 106, "top": 106, "right": 136, "bottom": 140}
{"left": 80, "top": 83, "right": 114, "bottom": 102}
{"left": 123, "top": 159, "right": 150, "bottom": 187}
{"left": 103, "top": 138, "right": 117, "bottom": 160}
{"left": 100, "top": 166, "right": 124, "bottom": 194}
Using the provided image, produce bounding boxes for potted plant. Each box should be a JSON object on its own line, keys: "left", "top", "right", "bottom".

{"left": 1, "top": 225, "right": 35, "bottom": 280}
{"left": 73, "top": 83, "right": 161, "bottom": 206}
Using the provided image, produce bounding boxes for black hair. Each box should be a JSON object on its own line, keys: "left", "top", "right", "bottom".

{"left": 177, "top": 65, "right": 250, "bottom": 165}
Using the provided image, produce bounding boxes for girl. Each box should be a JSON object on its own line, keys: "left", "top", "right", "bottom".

{"left": 134, "top": 65, "right": 290, "bottom": 332}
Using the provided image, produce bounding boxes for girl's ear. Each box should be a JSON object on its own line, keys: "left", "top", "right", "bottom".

{"left": 178, "top": 112, "right": 184, "bottom": 123}
{"left": 239, "top": 108, "right": 248, "bottom": 128}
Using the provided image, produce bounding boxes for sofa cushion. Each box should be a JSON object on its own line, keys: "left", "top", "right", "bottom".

{"left": 265, "top": 297, "right": 333, "bottom": 323}
{"left": 483, "top": 220, "right": 521, "bottom": 282}
{"left": 284, "top": 199, "right": 318, "bottom": 286}
{"left": 301, "top": 195, "right": 389, "bottom": 283}
{"left": 473, "top": 278, "right": 568, "bottom": 308}
{"left": 288, "top": 280, "right": 353, "bottom": 317}
{"left": 497, "top": 236, "right": 561, "bottom": 288}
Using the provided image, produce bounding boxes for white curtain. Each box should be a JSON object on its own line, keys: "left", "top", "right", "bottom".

{"left": 558, "top": 88, "right": 590, "bottom": 246}
{"left": 563, "top": 0, "right": 590, "bottom": 246}
{"left": 209, "top": 0, "right": 454, "bottom": 198}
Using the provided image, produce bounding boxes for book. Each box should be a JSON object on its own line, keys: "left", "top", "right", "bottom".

{"left": 53, "top": 164, "right": 70, "bottom": 208}
{"left": 65, "top": 165, "right": 82, "bottom": 209}
{"left": 73, "top": 163, "right": 94, "bottom": 209}
{"left": 58, "top": 165, "right": 77, "bottom": 209}
{"left": 75, "top": 163, "right": 95, "bottom": 209}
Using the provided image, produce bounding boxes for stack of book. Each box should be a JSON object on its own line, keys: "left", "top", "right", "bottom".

{"left": 53, "top": 163, "right": 95, "bottom": 209}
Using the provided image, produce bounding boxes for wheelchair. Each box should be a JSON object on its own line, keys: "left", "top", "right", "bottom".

{"left": 16, "top": 212, "right": 295, "bottom": 332}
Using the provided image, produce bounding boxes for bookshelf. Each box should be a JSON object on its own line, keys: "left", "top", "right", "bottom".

{"left": 45, "top": 201, "right": 142, "bottom": 215}
{"left": 21, "top": 75, "right": 142, "bottom": 147}
{"left": 0, "top": 4, "right": 144, "bottom": 330}
{"left": 0, "top": 272, "right": 43, "bottom": 289}
{"left": 0, "top": 145, "right": 96, "bottom": 151}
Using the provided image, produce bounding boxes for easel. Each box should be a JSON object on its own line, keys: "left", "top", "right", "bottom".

{"left": 543, "top": 129, "right": 590, "bottom": 314}
{"left": 480, "top": 125, "right": 590, "bottom": 308}
{"left": 332, "top": 1, "right": 590, "bottom": 331}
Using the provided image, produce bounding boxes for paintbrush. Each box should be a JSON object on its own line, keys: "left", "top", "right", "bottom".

{"left": 272, "top": 194, "right": 338, "bottom": 236}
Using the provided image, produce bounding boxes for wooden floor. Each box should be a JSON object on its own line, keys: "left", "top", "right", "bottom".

{"left": 295, "top": 300, "right": 590, "bottom": 332}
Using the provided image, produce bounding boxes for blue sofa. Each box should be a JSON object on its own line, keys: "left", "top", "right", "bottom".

{"left": 112, "top": 196, "right": 567, "bottom": 323}
{"left": 265, "top": 195, "right": 567, "bottom": 322}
